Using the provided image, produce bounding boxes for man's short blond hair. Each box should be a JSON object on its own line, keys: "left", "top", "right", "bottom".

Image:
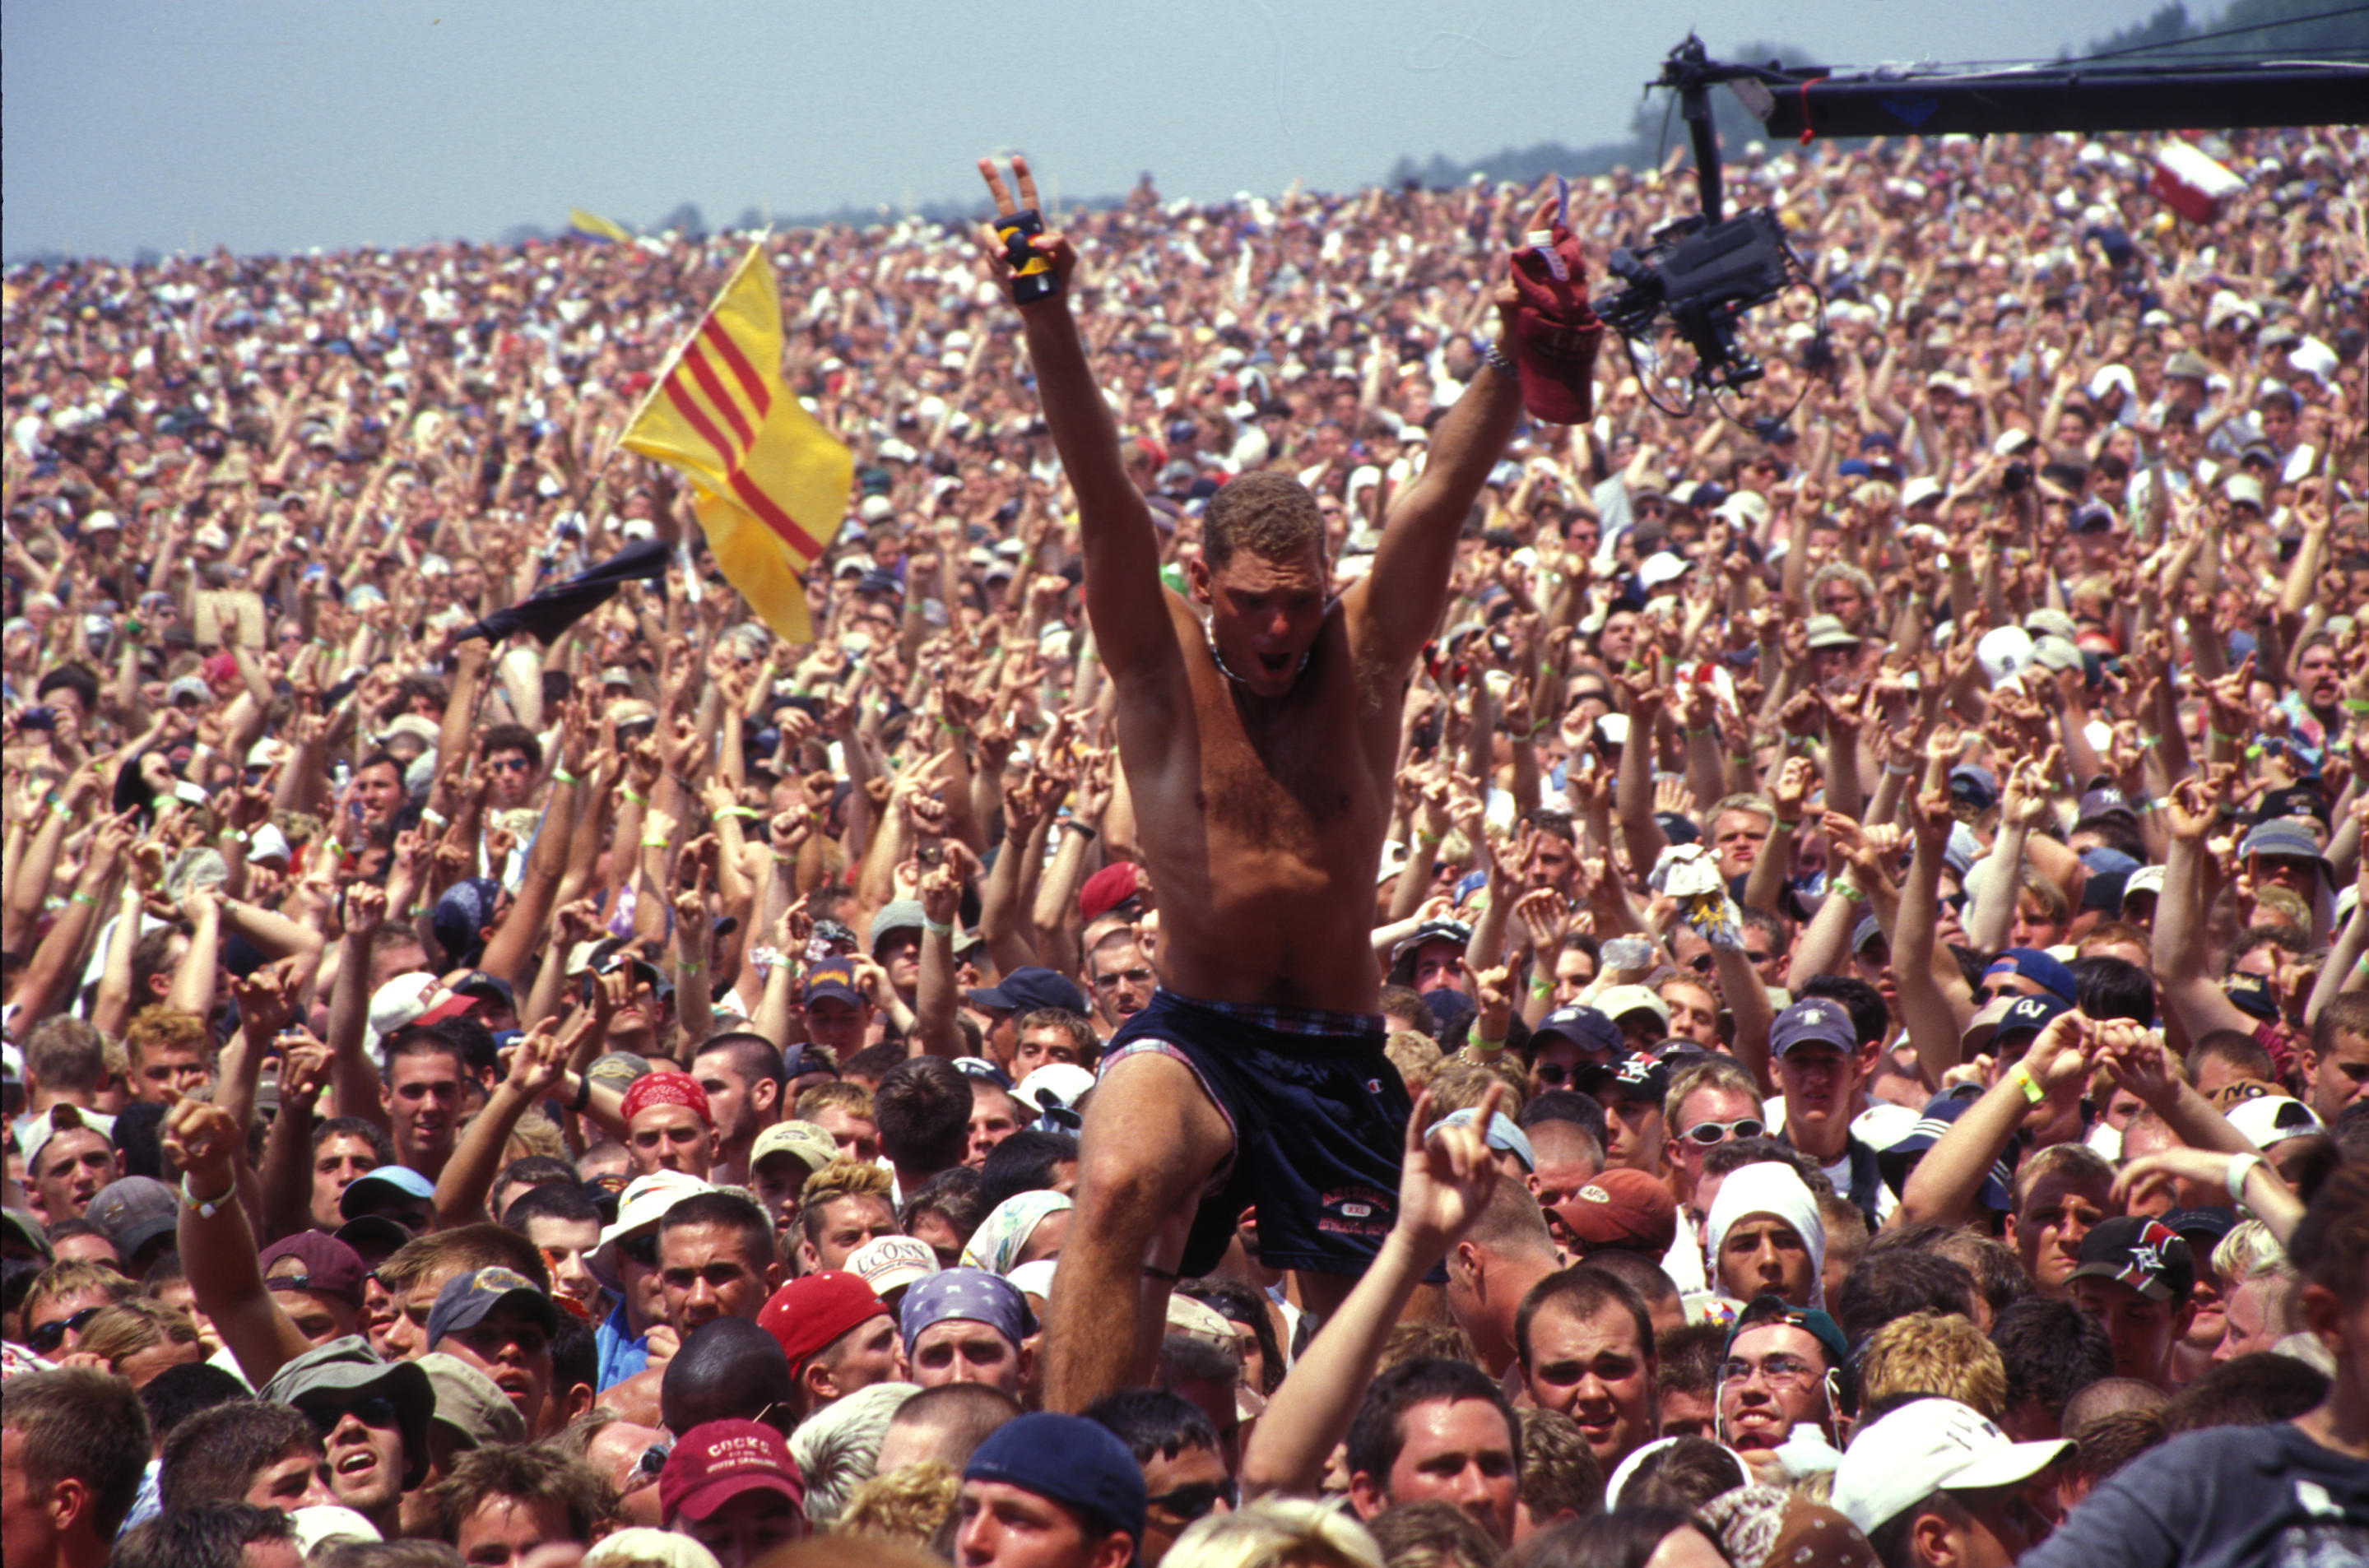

{"left": 1665, "top": 1056, "right": 1762, "bottom": 1130}
{"left": 796, "top": 1080, "right": 874, "bottom": 1122}
{"left": 1858, "top": 1311, "right": 2007, "bottom": 1420}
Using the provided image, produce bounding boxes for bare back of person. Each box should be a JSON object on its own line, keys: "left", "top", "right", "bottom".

{"left": 978, "top": 155, "right": 1532, "bottom": 1412}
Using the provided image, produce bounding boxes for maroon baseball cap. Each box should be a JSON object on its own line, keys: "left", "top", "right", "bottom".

{"left": 1555, "top": 1167, "right": 1679, "bottom": 1257}
{"left": 756, "top": 1272, "right": 888, "bottom": 1377}
{"left": 659, "top": 1419, "right": 806, "bottom": 1525}
{"left": 260, "top": 1231, "right": 368, "bottom": 1310}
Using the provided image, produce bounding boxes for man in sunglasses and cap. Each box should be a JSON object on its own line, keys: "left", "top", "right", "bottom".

{"left": 260, "top": 1337, "right": 434, "bottom": 1538}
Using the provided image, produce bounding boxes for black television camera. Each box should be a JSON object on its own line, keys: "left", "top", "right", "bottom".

{"left": 1595, "top": 207, "right": 1799, "bottom": 396}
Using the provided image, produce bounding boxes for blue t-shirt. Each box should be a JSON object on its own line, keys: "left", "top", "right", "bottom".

{"left": 593, "top": 1296, "right": 649, "bottom": 1391}
{"left": 2021, "top": 1421, "right": 2369, "bottom": 1568}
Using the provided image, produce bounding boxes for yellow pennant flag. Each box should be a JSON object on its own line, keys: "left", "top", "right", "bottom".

{"left": 619, "top": 244, "right": 851, "bottom": 644}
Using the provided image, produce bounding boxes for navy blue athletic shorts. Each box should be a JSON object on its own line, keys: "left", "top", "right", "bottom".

{"left": 1100, "top": 989, "right": 1412, "bottom": 1278}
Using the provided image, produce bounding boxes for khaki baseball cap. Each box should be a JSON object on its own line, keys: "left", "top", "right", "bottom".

{"left": 416, "top": 1352, "right": 525, "bottom": 1449}
{"left": 750, "top": 1120, "right": 838, "bottom": 1176}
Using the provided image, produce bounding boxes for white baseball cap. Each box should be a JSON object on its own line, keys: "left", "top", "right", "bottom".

{"left": 587, "top": 1170, "right": 714, "bottom": 1291}
{"left": 2225, "top": 1093, "right": 2322, "bottom": 1150}
{"left": 1833, "top": 1399, "right": 2069, "bottom": 1536}
{"left": 845, "top": 1234, "right": 940, "bottom": 1301}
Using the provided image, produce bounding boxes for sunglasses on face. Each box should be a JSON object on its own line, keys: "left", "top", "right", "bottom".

{"left": 1682, "top": 1117, "right": 1765, "bottom": 1146}
{"left": 620, "top": 1232, "right": 661, "bottom": 1269}
{"left": 490, "top": 757, "right": 532, "bottom": 773}
{"left": 304, "top": 1394, "right": 398, "bottom": 1436}
{"left": 1145, "top": 1479, "right": 1239, "bottom": 1522}
{"left": 1534, "top": 1063, "right": 1578, "bottom": 1087}
{"left": 26, "top": 1306, "right": 104, "bottom": 1356}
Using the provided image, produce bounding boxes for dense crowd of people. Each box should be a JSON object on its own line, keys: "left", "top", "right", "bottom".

{"left": 2, "top": 118, "right": 2366, "bottom": 1568}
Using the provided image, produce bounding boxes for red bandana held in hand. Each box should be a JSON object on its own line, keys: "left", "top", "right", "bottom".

{"left": 621, "top": 1070, "right": 713, "bottom": 1128}
{"left": 1507, "top": 179, "right": 1605, "bottom": 424}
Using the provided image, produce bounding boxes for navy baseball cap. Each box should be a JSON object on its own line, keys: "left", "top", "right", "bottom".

{"left": 965, "top": 1413, "right": 1146, "bottom": 1544}
{"left": 1771, "top": 997, "right": 1857, "bottom": 1057}
{"left": 966, "top": 967, "right": 1089, "bottom": 1017}
{"left": 1982, "top": 949, "right": 2079, "bottom": 1004}
{"left": 1531, "top": 1005, "right": 1624, "bottom": 1060}
{"left": 1575, "top": 1052, "right": 1670, "bottom": 1105}
{"left": 1876, "top": 1090, "right": 2014, "bottom": 1211}
{"left": 1992, "top": 994, "right": 2069, "bottom": 1046}
{"left": 425, "top": 1267, "right": 560, "bottom": 1351}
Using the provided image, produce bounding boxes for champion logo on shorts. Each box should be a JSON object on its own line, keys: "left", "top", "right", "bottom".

{"left": 1318, "top": 1185, "right": 1394, "bottom": 1237}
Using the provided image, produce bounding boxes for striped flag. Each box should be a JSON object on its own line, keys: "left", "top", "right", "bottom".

{"left": 619, "top": 244, "right": 851, "bottom": 643}
{"left": 569, "top": 207, "right": 634, "bottom": 244}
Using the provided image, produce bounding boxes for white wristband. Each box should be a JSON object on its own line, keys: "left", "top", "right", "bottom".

{"left": 2224, "top": 1151, "right": 2266, "bottom": 1206}
{"left": 180, "top": 1173, "right": 233, "bottom": 1218}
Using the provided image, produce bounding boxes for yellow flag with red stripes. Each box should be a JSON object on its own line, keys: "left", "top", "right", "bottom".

{"left": 620, "top": 243, "right": 850, "bottom": 643}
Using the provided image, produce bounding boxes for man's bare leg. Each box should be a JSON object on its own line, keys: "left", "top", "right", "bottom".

{"left": 1045, "top": 1050, "right": 1233, "bottom": 1412}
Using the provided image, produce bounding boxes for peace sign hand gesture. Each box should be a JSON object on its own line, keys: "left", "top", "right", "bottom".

{"left": 977, "top": 157, "right": 1078, "bottom": 303}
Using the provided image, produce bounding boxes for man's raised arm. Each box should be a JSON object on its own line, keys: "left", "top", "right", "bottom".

{"left": 1345, "top": 227, "right": 1529, "bottom": 675}
{"left": 979, "top": 157, "right": 1175, "bottom": 685}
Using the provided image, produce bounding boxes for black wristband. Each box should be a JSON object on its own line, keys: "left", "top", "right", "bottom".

{"left": 571, "top": 1074, "right": 593, "bottom": 1114}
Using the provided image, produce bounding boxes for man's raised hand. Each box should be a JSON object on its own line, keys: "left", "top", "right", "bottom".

{"left": 1396, "top": 1084, "right": 1506, "bottom": 1261}
{"left": 977, "top": 157, "right": 1078, "bottom": 301}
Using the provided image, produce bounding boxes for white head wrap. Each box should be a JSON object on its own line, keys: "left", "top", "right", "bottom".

{"left": 1704, "top": 1162, "right": 1828, "bottom": 1310}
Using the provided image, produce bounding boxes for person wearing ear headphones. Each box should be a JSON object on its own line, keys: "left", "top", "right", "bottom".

{"left": 1713, "top": 1293, "right": 1852, "bottom": 1486}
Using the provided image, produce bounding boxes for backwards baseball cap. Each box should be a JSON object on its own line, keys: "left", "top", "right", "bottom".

{"left": 2225, "top": 1093, "right": 2323, "bottom": 1149}
{"left": 260, "top": 1232, "right": 369, "bottom": 1310}
{"left": 2069, "top": 1216, "right": 2195, "bottom": 1305}
{"left": 18, "top": 1104, "right": 118, "bottom": 1173}
{"left": 1559, "top": 1168, "right": 1679, "bottom": 1256}
{"left": 1770, "top": 997, "right": 1857, "bottom": 1057}
{"left": 660, "top": 1419, "right": 806, "bottom": 1527}
{"left": 425, "top": 1267, "right": 560, "bottom": 1351}
{"left": 1981, "top": 948, "right": 2078, "bottom": 1005}
{"left": 1424, "top": 1107, "right": 1537, "bottom": 1171}
{"left": 967, "top": 967, "right": 1089, "bottom": 1017}
{"left": 1833, "top": 1399, "right": 2069, "bottom": 1537}
{"left": 758, "top": 1273, "right": 890, "bottom": 1377}
{"left": 964, "top": 1413, "right": 1147, "bottom": 1545}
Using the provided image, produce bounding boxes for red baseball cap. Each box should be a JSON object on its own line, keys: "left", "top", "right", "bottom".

{"left": 1556, "top": 1167, "right": 1679, "bottom": 1257}
{"left": 1078, "top": 862, "right": 1143, "bottom": 924}
{"left": 658, "top": 1419, "right": 805, "bottom": 1525}
{"left": 757, "top": 1272, "right": 888, "bottom": 1377}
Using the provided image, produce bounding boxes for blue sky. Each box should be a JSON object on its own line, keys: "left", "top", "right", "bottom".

{"left": 4, "top": 1, "right": 2186, "bottom": 259}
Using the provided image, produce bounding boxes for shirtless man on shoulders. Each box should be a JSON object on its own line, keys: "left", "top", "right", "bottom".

{"left": 978, "top": 156, "right": 1535, "bottom": 1410}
